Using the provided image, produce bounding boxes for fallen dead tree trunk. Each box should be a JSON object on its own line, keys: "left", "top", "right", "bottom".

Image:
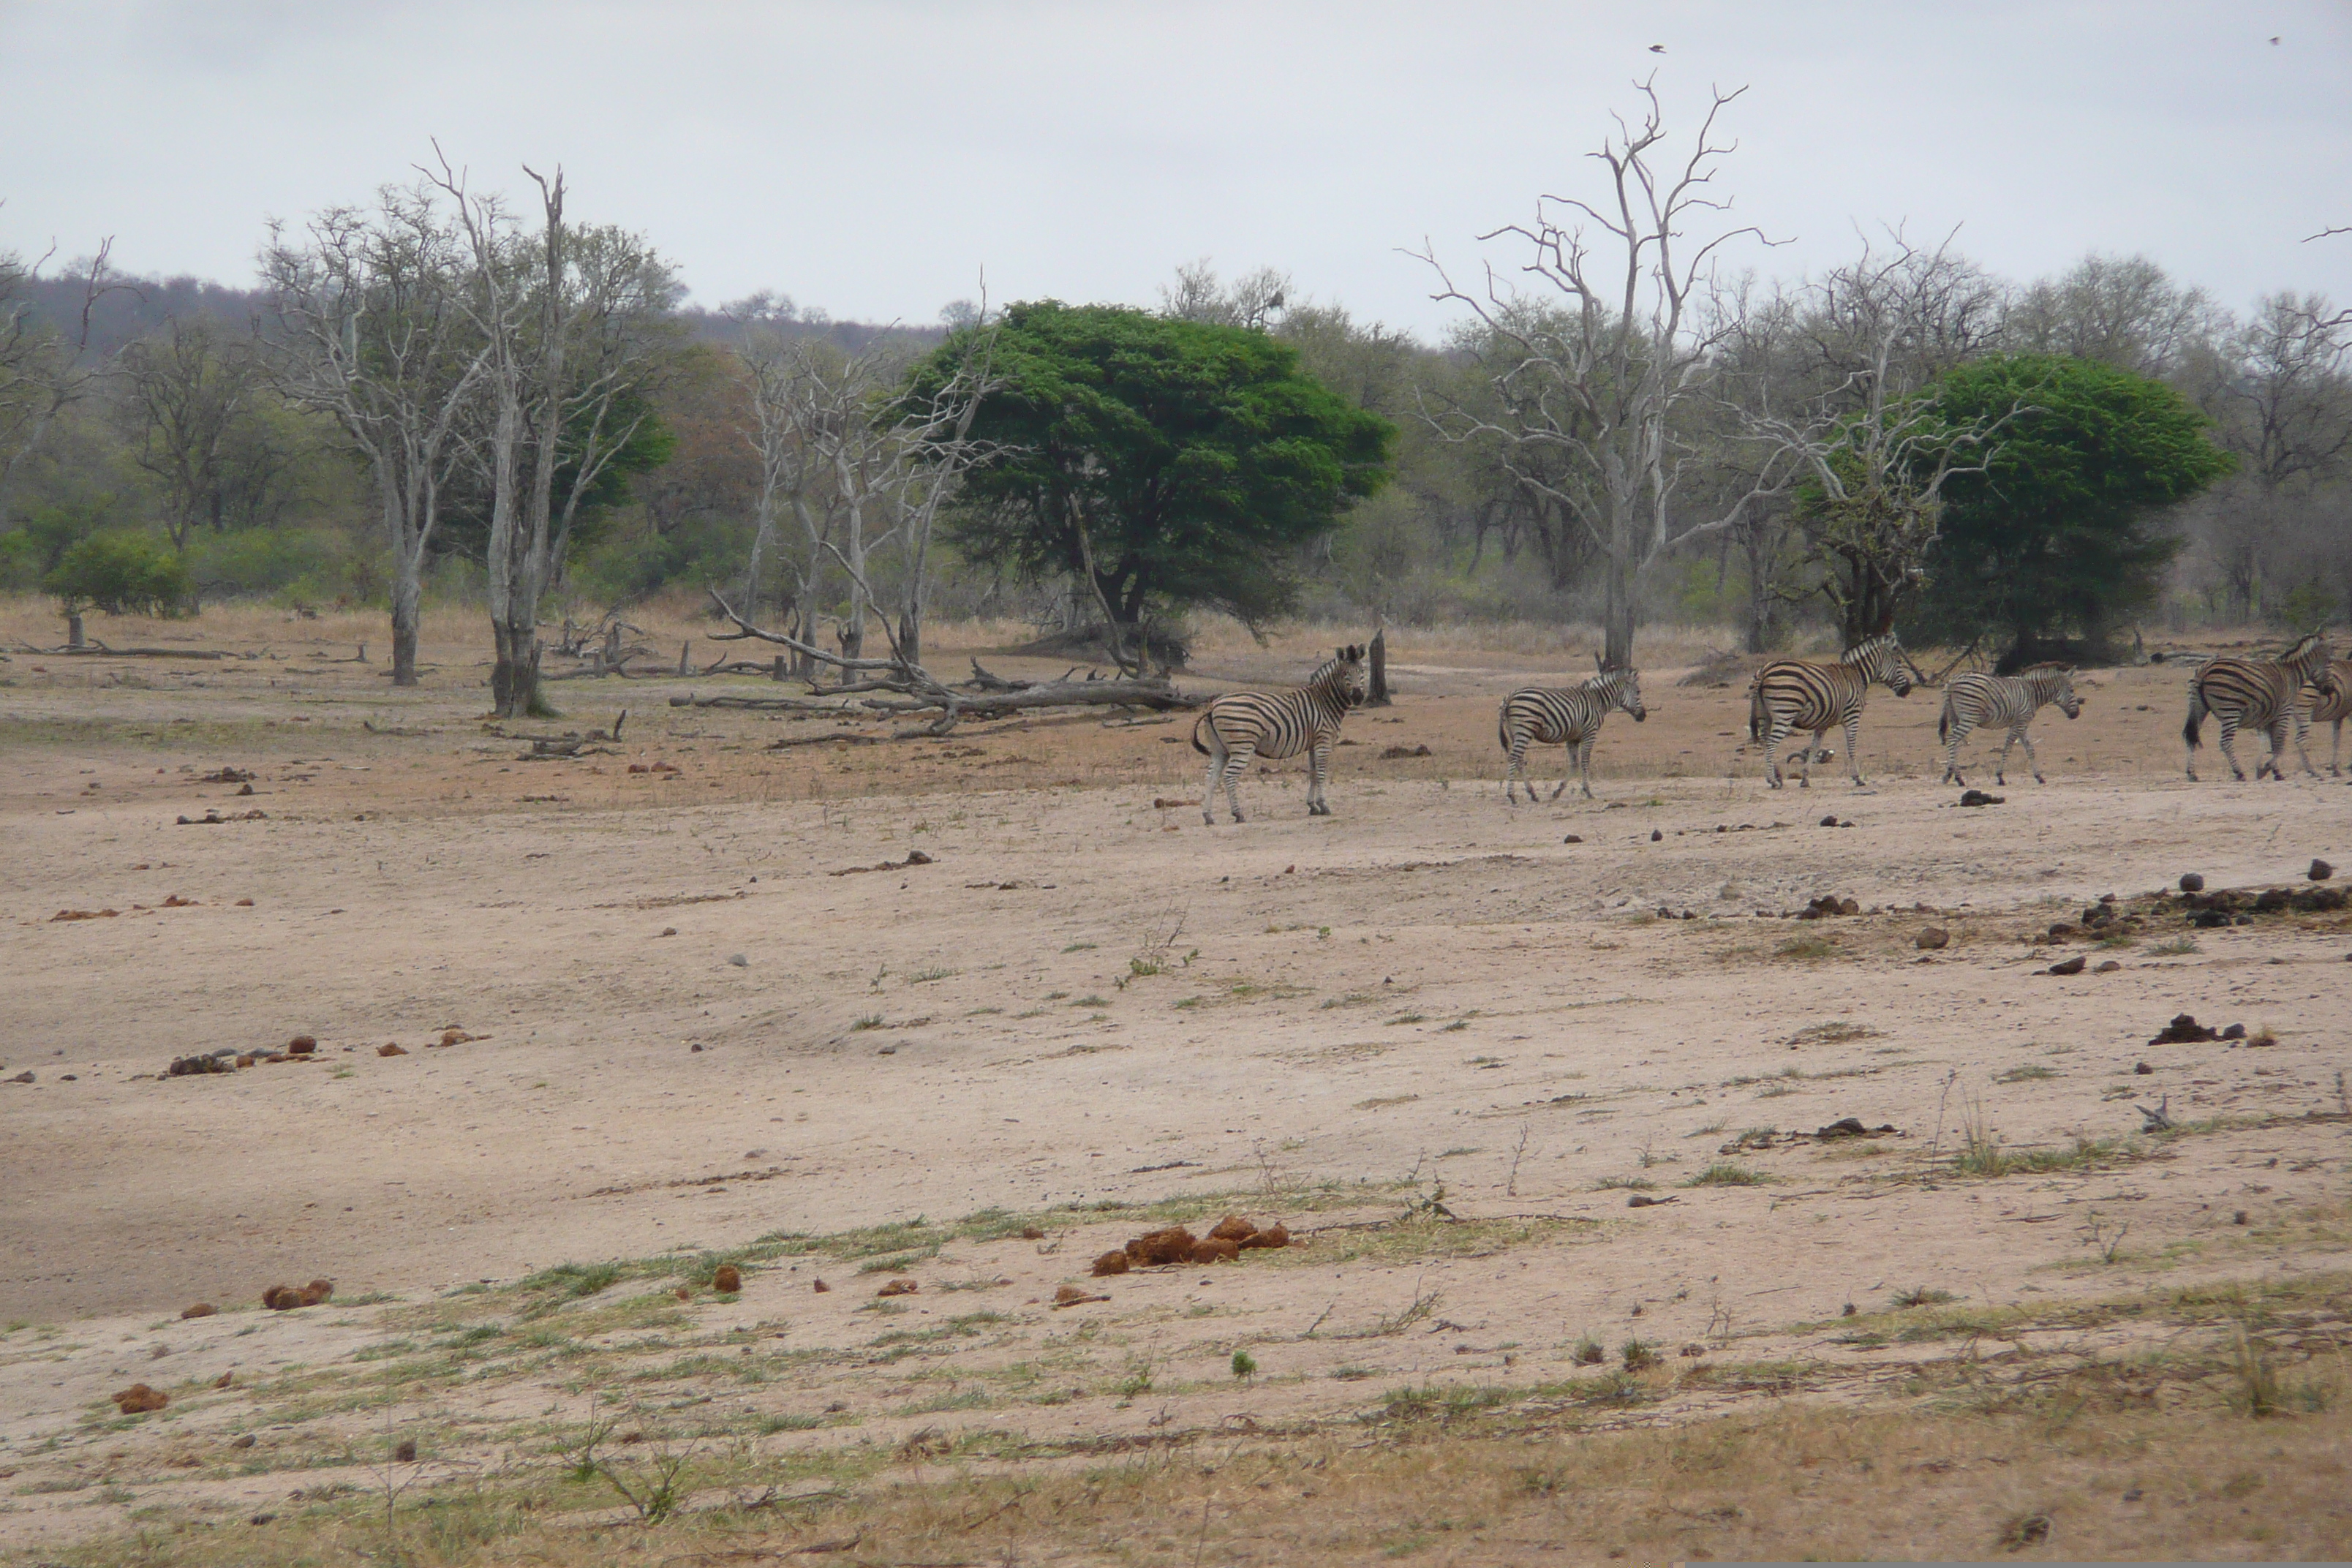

{"left": 670, "top": 679, "right": 1194, "bottom": 717}
{"left": 48, "top": 642, "right": 243, "bottom": 660}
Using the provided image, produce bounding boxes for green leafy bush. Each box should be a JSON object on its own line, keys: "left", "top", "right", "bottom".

{"left": 45, "top": 533, "right": 194, "bottom": 616}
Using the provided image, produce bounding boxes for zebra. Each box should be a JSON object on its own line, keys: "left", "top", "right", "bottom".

{"left": 1937, "top": 665, "right": 2082, "bottom": 785}
{"left": 1192, "top": 645, "right": 1369, "bottom": 823}
{"left": 2306, "top": 658, "right": 2352, "bottom": 775}
{"left": 2183, "top": 630, "right": 2335, "bottom": 781}
{"left": 1499, "top": 658, "right": 1647, "bottom": 803}
{"left": 1747, "top": 633, "right": 1916, "bottom": 789}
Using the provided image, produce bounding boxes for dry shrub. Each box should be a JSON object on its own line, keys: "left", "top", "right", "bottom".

{"left": 285, "top": 1036, "right": 317, "bottom": 1056}
{"left": 1090, "top": 1250, "right": 1131, "bottom": 1277}
{"left": 112, "top": 1384, "right": 168, "bottom": 1414}
{"left": 260, "top": 1285, "right": 299, "bottom": 1311}
{"left": 1191, "top": 1237, "right": 1242, "bottom": 1264}
{"left": 712, "top": 1264, "right": 742, "bottom": 1294}
{"left": 812, "top": 1278, "right": 831, "bottom": 1293}
{"left": 1209, "top": 1214, "right": 1259, "bottom": 1243}
{"left": 1238, "top": 1223, "right": 1292, "bottom": 1250}
{"left": 301, "top": 1278, "right": 333, "bottom": 1305}
{"left": 180, "top": 1303, "right": 215, "bottom": 1319}
{"left": 875, "top": 1278, "right": 918, "bottom": 1297}
{"left": 377, "top": 1043, "right": 407, "bottom": 1056}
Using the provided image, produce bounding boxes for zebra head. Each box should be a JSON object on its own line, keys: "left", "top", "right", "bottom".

{"left": 1845, "top": 634, "right": 1914, "bottom": 697}
{"left": 2032, "top": 664, "right": 2084, "bottom": 720}
{"left": 2280, "top": 630, "right": 2334, "bottom": 681}
{"left": 1316, "top": 644, "right": 1371, "bottom": 708}
{"left": 1589, "top": 659, "right": 1646, "bottom": 723}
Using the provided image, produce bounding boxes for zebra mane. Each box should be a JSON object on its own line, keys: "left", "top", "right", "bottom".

{"left": 2280, "top": 631, "right": 2332, "bottom": 670}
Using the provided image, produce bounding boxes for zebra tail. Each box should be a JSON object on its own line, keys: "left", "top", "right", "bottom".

{"left": 1746, "top": 680, "right": 1765, "bottom": 744}
{"left": 2183, "top": 688, "right": 2205, "bottom": 750}
{"left": 1937, "top": 700, "right": 1950, "bottom": 745}
{"left": 1190, "top": 712, "right": 1211, "bottom": 756}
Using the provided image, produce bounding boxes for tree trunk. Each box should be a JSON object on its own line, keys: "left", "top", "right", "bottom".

{"left": 1602, "top": 551, "right": 1635, "bottom": 668}
{"left": 897, "top": 611, "right": 921, "bottom": 670}
{"left": 66, "top": 610, "right": 86, "bottom": 649}
{"left": 1367, "top": 627, "right": 1392, "bottom": 706}
{"left": 389, "top": 566, "right": 421, "bottom": 687}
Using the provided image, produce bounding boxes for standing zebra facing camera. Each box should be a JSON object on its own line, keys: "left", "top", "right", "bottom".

{"left": 2184, "top": 630, "right": 2334, "bottom": 781}
{"left": 1192, "top": 645, "right": 1369, "bottom": 823}
{"left": 1937, "top": 665, "right": 2081, "bottom": 785}
{"left": 1499, "top": 657, "right": 1647, "bottom": 803}
{"left": 2307, "top": 658, "right": 2352, "bottom": 775}
{"left": 1747, "top": 633, "right": 1916, "bottom": 789}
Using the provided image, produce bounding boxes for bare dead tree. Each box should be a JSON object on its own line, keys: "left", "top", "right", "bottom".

{"left": 1409, "top": 79, "right": 1798, "bottom": 664}
{"left": 263, "top": 192, "right": 484, "bottom": 685}
{"left": 431, "top": 153, "right": 676, "bottom": 717}
{"left": 1738, "top": 233, "right": 2014, "bottom": 647}
{"left": 0, "top": 234, "right": 119, "bottom": 522}
{"left": 116, "top": 314, "right": 265, "bottom": 551}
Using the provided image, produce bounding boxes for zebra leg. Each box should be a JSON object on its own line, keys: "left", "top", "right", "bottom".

{"left": 2217, "top": 717, "right": 2247, "bottom": 781}
{"left": 2333, "top": 717, "right": 2344, "bottom": 777}
{"left": 1199, "top": 734, "right": 1227, "bottom": 826}
{"left": 1503, "top": 735, "right": 1531, "bottom": 804}
{"left": 1762, "top": 717, "right": 1790, "bottom": 788}
{"left": 1943, "top": 719, "right": 1969, "bottom": 785}
{"left": 1576, "top": 734, "right": 1598, "bottom": 799}
{"left": 2015, "top": 725, "right": 2044, "bottom": 785}
{"left": 1306, "top": 738, "right": 1333, "bottom": 815}
{"left": 1844, "top": 716, "right": 1864, "bottom": 787}
{"left": 1800, "top": 727, "right": 1828, "bottom": 788}
{"left": 1548, "top": 740, "right": 1571, "bottom": 801}
{"left": 2291, "top": 712, "right": 2321, "bottom": 778}
{"left": 1221, "top": 744, "right": 1255, "bottom": 823}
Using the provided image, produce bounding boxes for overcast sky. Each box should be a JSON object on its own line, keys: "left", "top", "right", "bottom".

{"left": 3, "top": 1, "right": 2347, "bottom": 336}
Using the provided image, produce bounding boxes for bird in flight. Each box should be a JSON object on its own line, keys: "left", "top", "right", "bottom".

{"left": 1649, "top": 43, "right": 1667, "bottom": 52}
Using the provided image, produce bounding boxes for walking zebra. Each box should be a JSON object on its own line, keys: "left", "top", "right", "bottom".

{"left": 2307, "top": 658, "right": 2352, "bottom": 775}
{"left": 1499, "top": 658, "right": 1647, "bottom": 803}
{"left": 1193, "top": 645, "right": 1370, "bottom": 823}
{"left": 1937, "top": 665, "right": 2082, "bottom": 785}
{"left": 2183, "top": 631, "right": 2335, "bottom": 781}
{"left": 1747, "top": 633, "right": 1916, "bottom": 789}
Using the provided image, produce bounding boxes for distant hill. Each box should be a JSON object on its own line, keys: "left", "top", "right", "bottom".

{"left": 13, "top": 266, "right": 932, "bottom": 361}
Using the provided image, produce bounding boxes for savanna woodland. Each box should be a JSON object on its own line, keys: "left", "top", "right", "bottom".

{"left": 6, "top": 74, "right": 2352, "bottom": 1568}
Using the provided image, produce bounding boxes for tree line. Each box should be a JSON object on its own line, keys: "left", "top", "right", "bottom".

{"left": 2, "top": 91, "right": 2345, "bottom": 682}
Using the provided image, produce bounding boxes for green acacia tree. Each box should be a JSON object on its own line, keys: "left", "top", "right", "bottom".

{"left": 1915, "top": 353, "right": 2235, "bottom": 665}
{"left": 913, "top": 301, "right": 1393, "bottom": 670}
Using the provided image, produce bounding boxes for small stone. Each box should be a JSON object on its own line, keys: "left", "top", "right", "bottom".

{"left": 1820, "top": 814, "right": 1839, "bottom": 827}
{"left": 1563, "top": 834, "right": 1583, "bottom": 844}
{"left": 2134, "top": 1062, "right": 2154, "bottom": 1075}
{"left": 181, "top": 1303, "right": 216, "bottom": 1319}
{"left": 1915, "top": 927, "right": 1950, "bottom": 950}
{"left": 377, "top": 1043, "right": 407, "bottom": 1057}
{"left": 728, "top": 954, "right": 749, "bottom": 967}
{"left": 113, "top": 1384, "right": 168, "bottom": 1414}
{"left": 2233, "top": 1210, "right": 2249, "bottom": 1225}
{"left": 690, "top": 1043, "right": 704, "bottom": 1053}
{"left": 2046, "top": 954, "right": 2086, "bottom": 976}
{"left": 1650, "top": 829, "right": 1662, "bottom": 842}
{"left": 214, "top": 1371, "right": 234, "bottom": 1389}
{"left": 812, "top": 1279, "right": 830, "bottom": 1293}
{"left": 2179, "top": 872, "right": 2205, "bottom": 892}
{"left": 286, "top": 1036, "right": 317, "bottom": 1055}
{"left": 2220, "top": 1022, "right": 2247, "bottom": 1040}
{"left": 230, "top": 1431, "right": 255, "bottom": 1447}
{"left": 2310, "top": 859, "right": 2334, "bottom": 881}
{"left": 2095, "top": 960, "right": 2121, "bottom": 973}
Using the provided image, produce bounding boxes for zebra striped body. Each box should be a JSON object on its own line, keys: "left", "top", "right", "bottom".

{"left": 1499, "top": 662, "right": 1647, "bottom": 803}
{"left": 2307, "top": 659, "right": 2352, "bottom": 775}
{"left": 1193, "top": 645, "right": 1369, "bottom": 823}
{"left": 1938, "top": 665, "right": 2081, "bottom": 785}
{"left": 1747, "top": 633, "right": 1916, "bottom": 789}
{"left": 2184, "top": 632, "right": 2334, "bottom": 781}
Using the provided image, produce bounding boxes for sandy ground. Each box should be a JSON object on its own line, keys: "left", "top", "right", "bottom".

{"left": 2, "top": 603, "right": 2348, "bottom": 1558}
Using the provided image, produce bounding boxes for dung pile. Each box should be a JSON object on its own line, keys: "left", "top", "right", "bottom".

{"left": 1092, "top": 1215, "right": 1291, "bottom": 1276}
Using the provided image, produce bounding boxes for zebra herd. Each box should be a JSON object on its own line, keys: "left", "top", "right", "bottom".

{"left": 1188, "top": 632, "right": 2345, "bottom": 823}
